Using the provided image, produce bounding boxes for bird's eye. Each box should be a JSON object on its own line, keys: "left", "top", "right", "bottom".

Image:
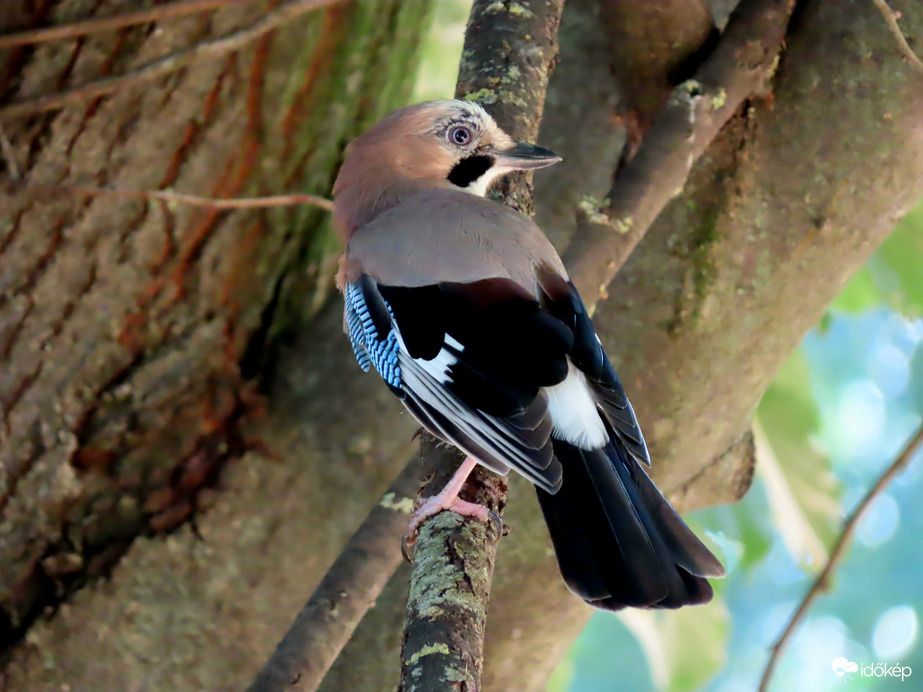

{"left": 448, "top": 125, "right": 472, "bottom": 146}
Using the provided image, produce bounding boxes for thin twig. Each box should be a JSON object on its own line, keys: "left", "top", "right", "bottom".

{"left": 871, "top": 0, "right": 923, "bottom": 75}
{"left": 246, "top": 453, "right": 425, "bottom": 692}
{"left": 0, "top": 0, "right": 260, "bottom": 50}
{"left": 562, "top": 0, "right": 797, "bottom": 315}
{"left": 57, "top": 185, "right": 334, "bottom": 213}
{"left": 0, "top": 0, "right": 343, "bottom": 121}
{"left": 757, "top": 422, "right": 923, "bottom": 692}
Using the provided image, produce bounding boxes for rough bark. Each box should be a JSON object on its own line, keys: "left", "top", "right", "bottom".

{"left": 1, "top": 303, "right": 421, "bottom": 691}
{"left": 1, "top": 1, "right": 922, "bottom": 691}
{"left": 0, "top": 0, "right": 431, "bottom": 650}
{"left": 247, "top": 449, "right": 424, "bottom": 692}
{"left": 533, "top": 0, "right": 719, "bottom": 265}
{"left": 398, "top": 440, "right": 507, "bottom": 692}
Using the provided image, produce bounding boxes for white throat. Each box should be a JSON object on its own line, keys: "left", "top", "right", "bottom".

{"left": 463, "top": 166, "right": 508, "bottom": 197}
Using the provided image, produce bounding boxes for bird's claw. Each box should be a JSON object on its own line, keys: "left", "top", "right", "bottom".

{"left": 400, "top": 502, "right": 503, "bottom": 563}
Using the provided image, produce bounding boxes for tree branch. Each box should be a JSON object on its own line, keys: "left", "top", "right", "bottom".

{"left": 245, "top": 452, "right": 424, "bottom": 692}
{"left": 393, "top": 2, "right": 565, "bottom": 688}
{"left": 0, "top": 0, "right": 260, "bottom": 50}
{"left": 0, "top": 0, "right": 344, "bottom": 121}
{"left": 871, "top": 0, "right": 923, "bottom": 75}
{"left": 757, "top": 421, "right": 923, "bottom": 692}
{"left": 398, "top": 437, "right": 507, "bottom": 692}
{"left": 48, "top": 185, "right": 334, "bottom": 213}
{"left": 562, "top": 0, "right": 796, "bottom": 313}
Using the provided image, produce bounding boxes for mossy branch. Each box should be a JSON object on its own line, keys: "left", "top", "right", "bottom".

{"left": 396, "top": 0, "right": 565, "bottom": 689}
{"left": 399, "top": 437, "right": 507, "bottom": 691}
{"left": 562, "top": 0, "right": 797, "bottom": 314}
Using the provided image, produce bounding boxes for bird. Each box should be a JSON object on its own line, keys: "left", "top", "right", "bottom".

{"left": 332, "top": 99, "right": 725, "bottom": 610}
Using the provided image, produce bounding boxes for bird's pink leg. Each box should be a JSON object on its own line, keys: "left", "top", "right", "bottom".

{"left": 406, "top": 456, "right": 491, "bottom": 538}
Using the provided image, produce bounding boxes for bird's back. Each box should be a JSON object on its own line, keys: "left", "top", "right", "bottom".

{"left": 344, "top": 188, "right": 566, "bottom": 294}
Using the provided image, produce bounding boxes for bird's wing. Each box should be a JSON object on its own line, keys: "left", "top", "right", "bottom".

{"left": 537, "top": 271, "right": 651, "bottom": 467}
{"left": 344, "top": 274, "right": 570, "bottom": 492}
{"left": 343, "top": 188, "right": 647, "bottom": 475}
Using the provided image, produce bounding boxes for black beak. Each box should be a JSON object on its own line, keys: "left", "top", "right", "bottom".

{"left": 491, "top": 142, "right": 562, "bottom": 171}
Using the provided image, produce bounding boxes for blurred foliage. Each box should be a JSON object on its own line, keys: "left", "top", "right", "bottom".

{"left": 756, "top": 353, "right": 841, "bottom": 567}
{"left": 912, "top": 347, "right": 923, "bottom": 415}
{"left": 620, "top": 600, "right": 730, "bottom": 692}
{"left": 833, "top": 200, "right": 923, "bottom": 319}
{"left": 413, "top": 0, "right": 471, "bottom": 101}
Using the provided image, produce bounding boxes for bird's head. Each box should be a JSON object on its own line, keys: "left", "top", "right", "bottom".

{"left": 333, "top": 100, "right": 561, "bottom": 236}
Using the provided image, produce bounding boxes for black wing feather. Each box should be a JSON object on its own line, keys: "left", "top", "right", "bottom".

{"left": 376, "top": 277, "right": 569, "bottom": 492}
{"left": 541, "top": 279, "right": 650, "bottom": 467}
{"left": 347, "top": 271, "right": 724, "bottom": 611}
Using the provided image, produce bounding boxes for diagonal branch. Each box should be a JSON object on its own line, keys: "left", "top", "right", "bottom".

{"left": 0, "top": 0, "right": 260, "bottom": 50}
{"left": 757, "top": 421, "right": 923, "bottom": 692}
{"left": 246, "top": 453, "right": 424, "bottom": 692}
{"left": 0, "top": 0, "right": 343, "bottom": 122}
{"left": 562, "top": 0, "right": 797, "bottom": 314}
{"left": 50, "top": 185, "right": 334, "bottom": 213}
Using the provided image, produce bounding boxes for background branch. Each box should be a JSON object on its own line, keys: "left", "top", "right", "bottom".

{"left": 562, "top": 0, "right": 796, "bottom": 313}
{"left": 0, "top": 0, "right": 343, "bottom": 121}
{"left": 757, "top": 421, "right": 923, "bottom": 692}
{"left": 51, "top": 185, "right": 334, "bottom": 213}
{"left": 0, "top": 0, "right": 260, "bottom": 50}
{"left": 246, "top": 452, "right": 423, "bottom": 692}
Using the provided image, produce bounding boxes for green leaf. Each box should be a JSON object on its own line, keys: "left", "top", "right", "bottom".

{"left": 910, "top": 344, "right": 923, "bottom": 416}
{"left": 831, "top": 266, "right": 882, "bottom": 313}
{"left": 546, "top": 655, "right": 575, "bottom": 692}
{"left": 756, "top": 349, "right": 841, "bottom": 567}
{"left": 619, "top": 598, "right": 729, "bottom": 692}
{"left": 729, "top": 499, "right": 773, "bottom": 571}
{"left": 873, "top": 201, "right": 923, "bottom": 318}
{"left": 829, "top": 196, "right": 923, "bottom": 317}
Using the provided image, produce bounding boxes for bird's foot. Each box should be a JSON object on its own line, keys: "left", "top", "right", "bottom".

{"left": 401, "top": 466, "right": 501, "bottom": 561}
{"left": 409, "top": 493, "right": 491, "bottom": 535}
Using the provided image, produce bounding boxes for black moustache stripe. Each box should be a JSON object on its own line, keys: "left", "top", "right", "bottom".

{"left": 448, "top": 155, "right": 494, "bottom": 188}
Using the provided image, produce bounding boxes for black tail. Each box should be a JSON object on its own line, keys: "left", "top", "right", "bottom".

{"left": 536, "top": 439, "right": 725, "bottom": 610}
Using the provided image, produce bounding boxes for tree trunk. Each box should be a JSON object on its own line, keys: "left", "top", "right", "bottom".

{"left": 1, "top": 0, "right": 921, "bottom": 691}
{"left": 0, "top": 0, "right": 431, "bottom": 650}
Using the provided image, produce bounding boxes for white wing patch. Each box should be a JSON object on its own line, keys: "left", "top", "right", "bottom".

{"left": 395, "top": 332, "right": 462, "bottom": 385}
{"left": 545, "top": 363, "right": 608, "bottom": 450}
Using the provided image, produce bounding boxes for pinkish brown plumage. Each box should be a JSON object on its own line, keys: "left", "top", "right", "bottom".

{"left": 333, "top": 100, "right": 724, "bottom": 611}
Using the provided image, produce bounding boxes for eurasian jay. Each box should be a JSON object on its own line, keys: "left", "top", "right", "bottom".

{"left": 333, "top": 99, "right": 724, "bottom": 610}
